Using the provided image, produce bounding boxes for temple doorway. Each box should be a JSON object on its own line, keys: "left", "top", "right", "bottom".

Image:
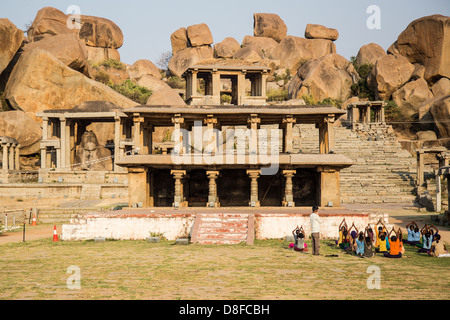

{"left": 218, "top": 169, "right": 250, "bottom": 207}
{"left": 153, "top": 169, "right": 174, "bottom": 207}
{"left": 293, "top": 169, "right": 318, "bottom": 206}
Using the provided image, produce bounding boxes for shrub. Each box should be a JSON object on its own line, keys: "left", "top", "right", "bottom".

{"left": 109, "top": 79, "right": 152, "bottom": 105}
{"left": 350, "top": 56, "right": 376, "bottom": 100}
{"left": 267, "top": 88, "right": 289, "bottom": 102}
{"left": 94, "top": 70, "right": 111, "bottom": 85}
{"left": 301, "top": 94, "right": 316, "bottom": 105}
{"left": 220, "top": 94, "right": 232, "bottom": 104}
{"left": 318, "top": 97, "right": 342, "bottom": 108}
{"left": 384, "top": 100, "right": 413, "bottom": 131}
{"left": 273, "top": 69, "right": 292, "bottom": 85}
{"left": 98, "top": 59, "right": 126, "bottom": 71}
{"left": 166, "top": 76, "right": 185, "bottom": 89}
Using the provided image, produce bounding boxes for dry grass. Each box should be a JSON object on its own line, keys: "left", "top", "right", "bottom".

{"left": 0, "top": 237, "right": 449, "bottom": 300}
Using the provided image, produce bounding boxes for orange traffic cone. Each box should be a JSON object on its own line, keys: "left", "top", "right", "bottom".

{"left": 31, "top": 210, "right": 37, "bottom": 226}
{"left": 52, "top": 225, "right": 59, "bottom": 242}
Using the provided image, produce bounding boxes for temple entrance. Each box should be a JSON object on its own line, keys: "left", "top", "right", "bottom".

{"left": 293, "top": 169, "right": 318, "bottom": 206}
{"left": 259, "top": 172, "right": 283, "bottom": 206}
{"left": 186, "top": 169, "right": 209, "bottom": 207}
{"left": 153, "top": 169, "right": 174, "bottom": 207}
{"left": 218, "top": 169, "right": 250, "bottom": 206}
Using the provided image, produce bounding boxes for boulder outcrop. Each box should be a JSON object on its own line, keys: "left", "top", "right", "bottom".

{"left": 304, "top": 24, "right": 339, "bottom": 41}
{"left": 168, "top": 46, "right": 213, "bottom": 78}
{"left": 186, "top": 23, "right": 214, "bottom": 47}
{"left": 393, "top": 14, "right": 450, "bottom": 83}
{"left": 430, "top": 95, "right": 450, "bottom": 137}
{"left": 355, "top": 43, "right": 386, "bottom": 66}
{"left": 0, "top": 110, "right": 42, "bottom": 155}
{"left": 270, "top": 36, "right": 336, "bottom": 73}
{"left": 22, "top": 33, "right": 89, "bottom": 75}
{"left": 4, "top": 49, "right": 137, "bottom": 122}
{"left": 288, "top": 53, "right": 359, "bottom": 102}
{"left": 214, "top": 37, "right": 241, "bottom": 59}
{"left": 367, "top": 54, "right": 415, "bottom": 100}
{"left": 253, "top": 13, "right": 287, "bottom": 42}
{"left": 0, "top": 19, "right": 24, "bottom": 74}
{"left": 392, "top": 78, "right": 434, "bottom": 117}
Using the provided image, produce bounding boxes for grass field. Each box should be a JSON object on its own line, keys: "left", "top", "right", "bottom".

{"left": 0, "top": 235, "right": 449, "bottom": 300}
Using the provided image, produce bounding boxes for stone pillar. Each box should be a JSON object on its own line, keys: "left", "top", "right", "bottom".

{"left": 69, "top": 121, "right": 76, "bottom": 169}
{"left": 417, "top": 151, "right": 424, "bottom": 186}
{"left": 14, "top": 144, "right": 20, "bottom": 171}
{"left": 56, "top": 146, "right": 61, "bottom": 169}
{"left": 282, "top": 170, "right": 296, "bottom": 207}
{"left": 172, "top": 114, "right": 186, "bottom": 155}
{"left": 204, "top": 115, "right": 218, "bottom": 155}
{"left": 317, "top": 115, "right": 335, "bottom": 154}
{"left": 237, "top": 71, "right": 246, "bottom": 105}
{"left": 212, "top": 70, "right": 221, "bottom": 103}
{"left": 206, "top": 170, "right": 220, "bottom": 207}
{"left": 60, "top": 118, "right": 66, "bottom": 169}
{"left": 114, "top": 116, "right": 121, "bottom": 172}
{"left": 133, "top": 113, "right": 144, "bottom": 154}
{"left": 247, "top": 169, "right": 261, "bottom": 207}
{"left": 128, "top": 167, "right": 149, "bottom": 208}
{"left": 366, "top": 105, "right": 371, "bottom": 123}
{"left": 261, "top": 72, "right": 268, "bottom": 98}
{"left": 171, "top": 170, "right": 186, "bottom": 207}
{"left": 9, "top": 143, "right": 15, "bottom": 170}
{"left": 317, "top": 166, "right": 340, "bottom": 207}
{"left": 436, "top": 173, "right": 442, "bottom": 212}
{"left": 247, "top": 114, "right": 260, "bottom": 156}
{"left": 40, "top": 147, "right": 47, "bottom": 169}
{"left": 64, "top": 120, "right": 72, "bottom": 170}
{"left": 42, "top": 117, "right": 49, "bottom": 140}
{"left": 282, "top": 115, "right": 296, "bottom": 153}
{"left": 381, "top": 103, "right": 386, "bottom": 124}
{"left": 2, "top": 143, "right": 8, "bottom": 171}
{"left": 191, "top": 71, "right": 198, "bottom": 98}
{"left": 352, "top": 106, "right": 359, "bottom": 129}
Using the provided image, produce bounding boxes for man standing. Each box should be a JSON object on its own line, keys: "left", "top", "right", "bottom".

{"left": 310, "top": 206, "right": 322, "bottom": 255}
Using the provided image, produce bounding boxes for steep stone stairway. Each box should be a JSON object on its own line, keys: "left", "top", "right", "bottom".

{"left": 191, "top": 213, "right": 254, "bottom": 245}
{"left": 297, "top": 125, "right": 417, "bottom": 204}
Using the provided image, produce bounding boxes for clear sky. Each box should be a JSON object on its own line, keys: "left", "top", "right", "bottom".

{"left": 1, "top": 0, "right": 449, "bottom": 66}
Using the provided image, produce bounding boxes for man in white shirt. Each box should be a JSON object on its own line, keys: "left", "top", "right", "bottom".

{"left": 309, "top": 206, "right": 322, "bottom": 255}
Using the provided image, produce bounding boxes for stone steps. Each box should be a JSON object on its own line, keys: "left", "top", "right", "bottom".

{"left": 192, "top": 214, "right": 254, "bottom": 245}
{"left": 80, "top": 184, "right": 102, "bottom": 200}
{"left": 296, "top": 124, "right": 417, "bottom": 203}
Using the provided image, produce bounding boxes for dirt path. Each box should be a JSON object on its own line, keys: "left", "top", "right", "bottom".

{"left": 0, "top": 224, "right": 61, "bottom": 244}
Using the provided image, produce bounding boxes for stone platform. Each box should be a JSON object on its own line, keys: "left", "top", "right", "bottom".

{"left": 61, "top": 207, "right": 383, "bottom": 243}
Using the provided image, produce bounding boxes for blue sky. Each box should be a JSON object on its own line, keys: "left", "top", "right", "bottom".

{"left": 1, "top": 0, "right": 449, "bottom": 65}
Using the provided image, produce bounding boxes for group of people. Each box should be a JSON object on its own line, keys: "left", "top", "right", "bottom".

{"left": 336, "top": 218, "right": 449, "bottom": 258}
{"left": 288, "top": 206, "right": 449, "bottom": 258}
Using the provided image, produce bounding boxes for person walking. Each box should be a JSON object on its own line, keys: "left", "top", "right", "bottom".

{"left": 310, "top": 206, "right": 322, "bottom": 255}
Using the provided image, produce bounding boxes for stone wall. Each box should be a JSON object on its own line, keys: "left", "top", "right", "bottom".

{"left": 0, "top": 183, "right": 127, "bottom": 200}
{"left": 61, "top": 211, "right": 382, "bottom": 241}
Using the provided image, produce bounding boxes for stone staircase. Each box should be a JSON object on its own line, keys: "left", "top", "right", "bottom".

{"left": 80, "top": 184, "right": 102, "bottom": 200}
{"left": 191, "top": 213, "right": 254, "bottom": 245}
{"left": 297, "top": 125, "right": 417, "bottom": 204}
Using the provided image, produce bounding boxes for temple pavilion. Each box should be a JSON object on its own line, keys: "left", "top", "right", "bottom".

{"left": 114, "top": 61, "right": 354, "bottom": 208}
